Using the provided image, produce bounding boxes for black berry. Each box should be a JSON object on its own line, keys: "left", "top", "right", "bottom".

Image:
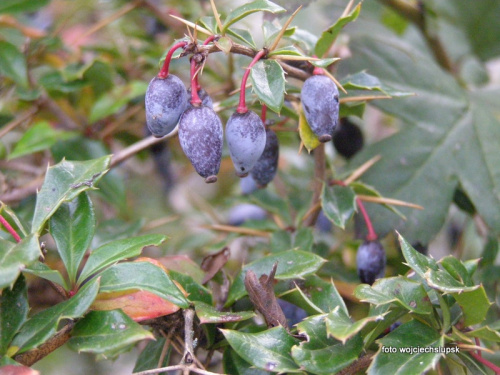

{"left": 333, "top": 118, "right": 364, "bottom": 159}
{"left": 250, "top": 128, "right": 279, "bottom": 188}
{"left": 356, "top": 240, "right": 386, "bottom": 285}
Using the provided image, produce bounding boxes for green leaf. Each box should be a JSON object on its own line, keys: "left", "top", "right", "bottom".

{"left": 223, "top": 347, "right": 270, "bottom": 375}
{"left": 0, "top": 0, "right": 50, "bottom": 13}
{"left": 451, "top": 286, "right": 491, "bottom": 327}
{"left": 24, "top": 262, "right": 68, "bottom": 290}
{"left": 249, "top": 60, "right": 285, "bottom": 114}
{"left": 222, "top": 0, "right": 285, "bottom": 32}
{"left": 270, "top": 230, "right": 292, "bottom": 253}
{"left": 51, "top": 138, "right": 126, "bottom": 213}
{"left": 310, "top": 57, "right": 341, "bottom": 68}
{"left": 9, "top": 122, "right": 77, "bottom": 160}
{"left": 315, "top": 3, "right": 361, "bottom": 57}
{"left": 89, "top": 81, "right": 147, "bottom": 122}
{"left": 267, "top": 46, "right": 302, "bottom": 57}
{"left": 91, "top": 218, "right": 144, "bottom": 249}
{"left": 222, "top": 326, "right": 300, "bottom": 373}
{"left": 68, "top": 310, "right": 153, "bottom": 356}
{"left": 465, "top": 326, "right": 500, "bottom": 342}
{"left": 249, "top": 189, "right": 291, "bottom": 223}
{"left": 280, "top": 275, "right": 348, "bottom": 316}
{"left": 50, "top": 193, "right": 95, "bottom": 284}
{"left": 227, "top": 28, "right": 257, "bottom": 49}
{"left": 78, "top": 234, "right": 166, "bottom": 283}
{"left": 340, "top": 71, "right": 413, "bottom": 97}
{"left": 321, "top": 184, "right": 356, "bottom": 229}
{"left": 294, "top": 227, "right": 313, "bottom": 252}
{"left": 11, "top": 277, "right": 99, "bottom": 354}
{"left": 298, "top": 108, "right": 321, "bottom": 152}
{"left": 347, "top": 35, "right": 500, "bottom": 243}
{"left": 31, "top": 156, "right": 111, "bottom": 233}
{"left": 82, "top": 60, "right": 114, "bottom": 96}
{"left": 0, "top": 235, "right": 41, "bottom": 290}
{"left": 355, "top": 276, "right": 433, "bottom": 314}
{"left": 339, "top": 102, "right": 365, "bottom": 118}
{"left": 430, "top": 0, "right": 500, "bottom": 61}
{"left": 0, "top": 41, "right": 28, "bottom": 88}
{"left": 369, "top": 320, "right": 443, "bottom": 375}
{"left": 225, "top": 250, "right": 326, "bottom": 307}
{"left": 425, "top": 270, "right": 470, "bottom": 293}
{"left": 398, "top": 234, "right": 439, "bottom": 279}
{"left": 195, "top": 302, "right": 254, "bottom": 324}
{"left": 99, "top": 261, "right": 189, "bottom": 308}
{"left": 326, "top": 306, "right": 387, "bottom": 344}
{"left": 0, "top": 276, "right": 28, "bottom": 355}
{"left": 133, "top": 337, "right": 170, "bottom": 372}
{"left": 292, "top": 314, "right": 363, "bottom": 374}
{"left": 215, "top": 36, "right": 233, "bottom": 54}
{"left": 169, "top": 270, "right": 212, "bottom": 305}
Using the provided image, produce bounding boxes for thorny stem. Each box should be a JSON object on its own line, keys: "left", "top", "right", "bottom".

{"left": 356, "top": 197, "right": 378, "bottom": 241}
{"left": 158, "top": 41, "right": 188, "bottom": 79}
{"left": 0, "top": 214, "right": 21, "bottom": 242}
{"left": 237, "top": 49, "right": 266, "bottom": 113}
{"left": 190, "top": 58, "right": 202, "bottom": 105}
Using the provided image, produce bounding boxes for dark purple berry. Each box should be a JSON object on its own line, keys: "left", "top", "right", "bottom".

{"left": 277, "top": 299, "right": 307, "bottom": 327}
{"left": 356, "top": 240, "right": 386, "bottom": 285}
{"left": 226, "top": 111, "right": 266, "bottom": 177}
{"left": 301, "top": 75, "right": 339, "bottom": 142}
{"left": 187, "top": 88, "right": 213, "bottom": 108}
{"left": 227, "top": 204, "right": 267, "bottom": 226}
{"left": 178, "top": 106, "right": 223, "bottom": 183}
{"left": 315, "top": 209, "right": 332, "bottom": 233}
{"left": 145, "top": 75, "right": 188, "bottom": 137}
{"left": 250, "top": 128, "right": 279, "bottom": 188}
{"left": 333, "top": 118, "right": 364, "bottom": 159}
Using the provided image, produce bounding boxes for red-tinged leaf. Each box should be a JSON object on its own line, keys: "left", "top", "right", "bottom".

{"left": 0, "top": 365, "right": 40, "bottom": 375}
{"left": 92, "top": 290, "right": 180, "bottom": 322}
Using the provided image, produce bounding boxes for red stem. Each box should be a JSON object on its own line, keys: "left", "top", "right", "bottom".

{"left": 313, "top": 66, "right": 324, "bottom": 75}
{"left": 0, "top": 214, "right": 21, "bottom": 243}
{"left": 261, "top": 104, "right": 267, "bottom": 123}
{"left": 312, "top": 55, "right": 324, "bottom": 75}
{"left": 237, "top": 49, "right": 266, "bottom": 114}
{"left": 469, "top": 352, "right": 500, "bottom": 373}
{"left": 158, "top": 41, "right": 188, "bottom": 79}
{"left": 190, "top": 58, "right": 202, "bottom": 106}
{"left": 203, "top": 35, "right": 215, "bottom": 45}
{"left": 356, "top": 197, "right": 378, "bottom": 241}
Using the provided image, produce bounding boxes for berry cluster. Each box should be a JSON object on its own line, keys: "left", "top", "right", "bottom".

{"left": 144, "top": 39, "right": 342, "bottom": 186}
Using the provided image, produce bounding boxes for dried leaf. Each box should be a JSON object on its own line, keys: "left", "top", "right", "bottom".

{"left": 244, "top": 262, "right": 287, "bottom": 328}
{"left": 201, "top": 247, "right": 230, "bottom": 284}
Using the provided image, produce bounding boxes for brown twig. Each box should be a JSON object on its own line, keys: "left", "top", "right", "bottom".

{"left": 335, "top": 353, "right": 374, "bottom": 375}
{"left": 377, "top": 0, "right": 454, "bottom": 72}
{"left": 110, "top": 133, "right": 176, "bottom": 167}
{"left": 0, "top": 106, "right": 39, "bottom": 139}
{"left": 15, "top": 322, "right": 75, "bottom": 366}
